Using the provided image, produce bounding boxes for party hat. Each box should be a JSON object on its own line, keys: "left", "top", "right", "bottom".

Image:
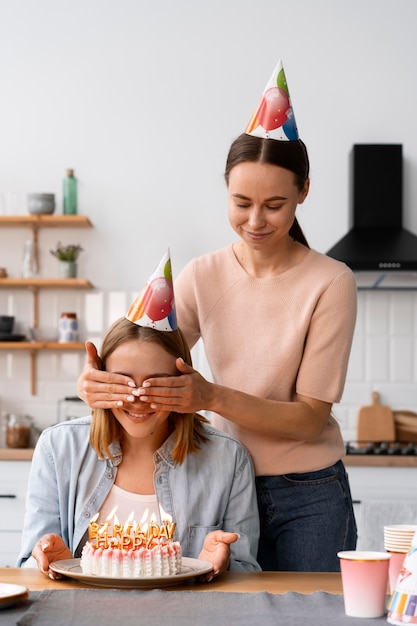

{"left": 245, "top": 59, "right": 299, "bottom": 141}
{"left": 387, "top": 529, "right": 417, "bottom": 624}
{"left": 126, "top": 249, "right": 178, "bottom": 331}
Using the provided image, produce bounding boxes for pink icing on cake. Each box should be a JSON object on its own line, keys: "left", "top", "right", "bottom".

{"left": 80, "top": 539, "right": 182, "bottom": 578}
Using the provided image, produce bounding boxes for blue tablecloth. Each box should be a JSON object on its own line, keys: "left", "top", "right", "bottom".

{"left": 0, "top": 589, "right": 390, "bottom": 625}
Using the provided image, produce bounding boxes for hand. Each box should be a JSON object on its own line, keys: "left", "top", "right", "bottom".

{"left": 77, "top": 341, "right": 137, "bottom": 409}
{"left": 197, "top": 530, "right": 240, "bottom": 582}
{"left": 132, "top": 358, "right": 212, "bottom": 414}
{"left": 32, "top": 534, "right": 73, "bottom": 579}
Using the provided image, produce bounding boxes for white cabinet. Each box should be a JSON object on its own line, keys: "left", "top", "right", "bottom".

{"left": 0, "top": 461, "right": 30, "bottom": 566}
{"left": 346, "top": 465, "right": 417, "bottom": 551}
{"left": 347, "top": 465, "right": 417, "bottom": 502}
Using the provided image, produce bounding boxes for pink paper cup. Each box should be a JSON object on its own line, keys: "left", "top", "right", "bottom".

{"left": 338, "top": 551, "right": 391, "bottom": 618}
{"left": 388, "top": 552, "right": 407, "bottom": 594}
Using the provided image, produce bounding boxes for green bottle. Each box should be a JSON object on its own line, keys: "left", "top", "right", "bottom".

{"left": 63, "top": 168, "right": 77, "bottom": 215}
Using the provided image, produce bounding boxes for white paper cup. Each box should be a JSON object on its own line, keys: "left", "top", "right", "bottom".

{"left": 338, "top": 551, "right": 391, "bottom": 618}
{"left": 384, "top": 525, "right": 417, "bottom": 553}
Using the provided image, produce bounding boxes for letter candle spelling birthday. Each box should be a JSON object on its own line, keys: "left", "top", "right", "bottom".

{"left": 88, "top": 505, "right": 176, "bottom": 550}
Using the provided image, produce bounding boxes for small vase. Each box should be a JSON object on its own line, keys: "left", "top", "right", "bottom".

{"left": 59, "top": 261, "right": 77, "bottom": 278}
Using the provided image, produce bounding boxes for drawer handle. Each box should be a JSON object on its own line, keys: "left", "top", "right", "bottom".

{"left": 0, "top": 494, "right": 17, "bottom": 498}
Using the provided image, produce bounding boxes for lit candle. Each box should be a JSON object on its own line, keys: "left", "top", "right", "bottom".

{"left": 87, "top": 504, "right": 176, "bottom": 550}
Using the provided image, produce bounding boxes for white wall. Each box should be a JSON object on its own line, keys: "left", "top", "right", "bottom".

{"left": 1, "top": 0, "right": 417, "bottom": 432}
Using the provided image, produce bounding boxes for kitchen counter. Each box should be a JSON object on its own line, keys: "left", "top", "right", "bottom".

{"left": 0, "top": 448, "right": 33, "bottom": 461}
{"left": 1, "top": 448, "right": 417, "bottom": 466}
{"left": 343, "top": 455, "right": 417, "bottom": 467}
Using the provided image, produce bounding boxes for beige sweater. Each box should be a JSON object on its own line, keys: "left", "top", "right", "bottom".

{"left": 175, "top": 245, "right": 357, "bottom": 475}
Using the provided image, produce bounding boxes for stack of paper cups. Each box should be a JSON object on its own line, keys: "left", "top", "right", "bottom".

{"left": 385, "top": 525, "right": 417, "bottom": 594}
{"left": 387, "top": 527, "right": 417, "bottom": 624}
{"left": 385, "top": 526, "right": 417, "bottom": 553}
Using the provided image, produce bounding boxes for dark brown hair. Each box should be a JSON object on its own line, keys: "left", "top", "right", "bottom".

{"left": 225, "top": 134, "right": 310, "bottom": 246}
{"left": 89, "top": 317, "right": 208, "bottom": 464}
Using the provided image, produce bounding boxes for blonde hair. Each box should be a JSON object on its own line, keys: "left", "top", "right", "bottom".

{"left": 89, "top": 317, "right": 209, "bottom": 464}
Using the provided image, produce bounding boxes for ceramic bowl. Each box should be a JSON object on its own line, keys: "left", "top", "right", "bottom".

{"left": 0, "top": 315, "right": 14, "bottom": 334}
{"left": 27, "top": 193, "right": 55, "bottom": 215}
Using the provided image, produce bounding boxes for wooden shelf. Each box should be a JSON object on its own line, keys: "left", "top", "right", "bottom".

{"left": 0, "top": 342, "right": 86, "bottom": 395}
{"left": 1, "top": 214, "right": 93, "bottom": 395}
{"left": 0, "top": 215, "right": 92, "bottom": 228}
{"left": 0, "top": 342, "right": 85, "bottom": 350}
{"left": 0, "top": 278, "right": 94, "bottom": 333}
{"left": 0, "top": 278, "right": 93, "bottom": 289}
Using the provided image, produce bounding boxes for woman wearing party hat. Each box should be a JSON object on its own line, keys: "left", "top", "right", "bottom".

{"left": 78, "top": 61, "right": 357, "bottom": 572}
{"left": 17, "top": 250, "right": 260, "bottom": 577}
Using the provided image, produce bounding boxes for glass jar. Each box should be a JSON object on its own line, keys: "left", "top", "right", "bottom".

{"left": 21, "top": 239, "right": 38, "bottom": 278}
{"left": 6, "top": 414, "right": 31, "bottom": 448}
{"left": 58, "top": 312, "right": 78, "bottom": 343}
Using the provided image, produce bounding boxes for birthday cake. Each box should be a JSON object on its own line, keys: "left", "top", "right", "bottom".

{"left": 80, "top": 514, "right": 182, "bottom": 578}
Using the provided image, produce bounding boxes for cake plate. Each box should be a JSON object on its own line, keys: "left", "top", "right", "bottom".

{"left": 49, "top": 557, "right": 213, "bottom": 589}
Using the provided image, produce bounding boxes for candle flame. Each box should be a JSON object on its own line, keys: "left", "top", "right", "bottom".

{"left": 106, "top": 505, "right": 118, "bottom": 522}
{"left": 159, "top": 503, "right": 172, "bottom": 523}
{"left": 88, "top": 502, "right": 176, "bottom": 550}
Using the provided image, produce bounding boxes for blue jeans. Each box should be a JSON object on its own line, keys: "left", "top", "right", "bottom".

{"left": 255, "top": 460, "right": 357, "bottom": 572}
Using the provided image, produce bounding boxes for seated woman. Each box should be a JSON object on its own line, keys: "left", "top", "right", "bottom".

{"left": 17, "top": 254, "right": 260, "bottom": 579}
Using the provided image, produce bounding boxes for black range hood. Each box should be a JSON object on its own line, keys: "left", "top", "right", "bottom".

{"left": 326, "top": 144, "right": 417, "bottom": 271}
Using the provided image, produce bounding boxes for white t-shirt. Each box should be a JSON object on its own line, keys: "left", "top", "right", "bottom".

{"left": 97, "top": 484, "right": 161, "bottom": 525}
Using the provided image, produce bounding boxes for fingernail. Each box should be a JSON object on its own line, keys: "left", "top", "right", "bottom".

{"left": 139, "top": 396, "right": 148, "bottom": 402}
{"left": 117, "top": 401, "right": 123, "bottom": 407}
{"left": 128, "top": 381, "right": 136, "bottom": 388}
{"left": 142, "top": 382, "right": 151, "bottom": 388}
{"left": 42, "top": 543, "right": 49, "bottom": 550}
{"left": 126, "top": 395, "right": 134, "bottom": 402}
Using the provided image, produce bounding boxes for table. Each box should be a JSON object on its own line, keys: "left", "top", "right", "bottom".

{"left": 0, "top": 567, "right": 343, "bottom": 594}
{"left": 0, "top": 568, "right": 389, "bottom": 625}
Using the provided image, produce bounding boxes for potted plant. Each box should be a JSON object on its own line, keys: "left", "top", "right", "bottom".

{"left": 50, "top": 242, "right": 83, "bottom": 278}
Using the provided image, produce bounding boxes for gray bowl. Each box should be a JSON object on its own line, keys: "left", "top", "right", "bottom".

{"left": 0, "top": 315, "right": 14, "bottom": 334}
{"left": 28, "top": 193, "right": 55, "bottom": 215}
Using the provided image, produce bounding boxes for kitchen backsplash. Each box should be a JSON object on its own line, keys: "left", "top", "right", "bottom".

{"left": 0, "top": 289, "right": 416, "bottom": 440}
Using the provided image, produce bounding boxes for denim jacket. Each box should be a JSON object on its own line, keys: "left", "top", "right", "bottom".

{"left": 17, "top": 417, "right": 260, "bottom": 571}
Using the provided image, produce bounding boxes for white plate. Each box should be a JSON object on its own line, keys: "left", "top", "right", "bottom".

{"left": 0, "top": 583, "right": 29, "bottom": 609}
{"left": 50, "top": 557, "right": 213, "bottom": 589}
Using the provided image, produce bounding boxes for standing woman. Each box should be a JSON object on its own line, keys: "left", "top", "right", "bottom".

{"left": 77, "top": 61, "right": 357, "bottom": 571}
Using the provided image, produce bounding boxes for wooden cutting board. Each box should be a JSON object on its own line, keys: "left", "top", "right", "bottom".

{"left": 356, "top": 391, "right": 396, "bottom": 443}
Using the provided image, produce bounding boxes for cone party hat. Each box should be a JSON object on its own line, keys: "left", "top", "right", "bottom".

{"left": 387, "top": 529, "right": 417, "bottom": 624}
{"left": 245, "top": 59, "right": 299, "bottom": 141}
{"left": 126, "top": 249, "right": 178, "bottom": 331}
